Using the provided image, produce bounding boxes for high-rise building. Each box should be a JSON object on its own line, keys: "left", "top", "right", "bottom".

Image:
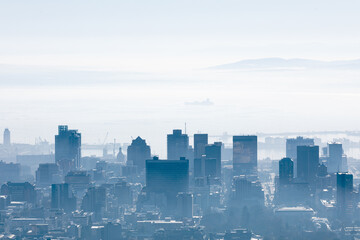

{"left": 146, "top": 157, "right": 189, "bottom": 195}
{"left": 51, "top": 183, "right": 76, "bottom": 212}
{"left": 337, "top": 173, "right": 353, "bottom": 220}
{"left": 146, "top": 156, "right": 189, "bottom": 209}
{"left": 3, "top": 128, "right": 10, "bottom": 147}
{"left": 205, "top": 142, "right": 222, "bottom": 178}
{"left": 286, "top": 137, "right": 314, "bottom": 160}
{"left": 279, "top": 158, "right": 294, "bottom": 184}
{"left": 297, "top": 145, "right": 319, "bottom": 183}
{"left": 233, "top": 136, "right": 257, "bottom": 175}
{"left": 167, "top": 130, "right": 189, "bottom": 160}
{"left": 194, "top": 155, "right": 217, "bottom": 180}
{"left": 55, "top": 125, "right": 81, "bottom": 173}
{"left": 327, "top": 142, "right": 343, "bottom": 173}
{"left": 194, "top": 134, "right": 208, "bottom": 159}
{"left": 126, "top": 136, "right": 151, "bottom": 171}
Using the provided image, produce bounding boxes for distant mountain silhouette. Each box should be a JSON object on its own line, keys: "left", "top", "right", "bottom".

{"left": 209, "top": 58, "right": 360, "bottom": 70}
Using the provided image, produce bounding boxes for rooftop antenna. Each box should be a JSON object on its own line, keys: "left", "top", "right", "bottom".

{"left": 185, "top": 122, "right": 187, "bottom": 134}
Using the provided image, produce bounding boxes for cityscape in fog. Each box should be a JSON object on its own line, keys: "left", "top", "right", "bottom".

{"left": 3, "top": 0, "right": 360, "bottom": 239}
{"left": 0, "top": 126, "right": 360, "bottom": 239}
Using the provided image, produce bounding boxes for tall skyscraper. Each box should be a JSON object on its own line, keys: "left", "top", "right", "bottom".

{"left": 146, "top": 156, "right": 189, "bottom": 209}
{"left": 146, "top": 156, "right": 189, "bottom": 195}
{"left": 205, "top": 142, "right": 222, "bottom": 178}
{"left": 327, "top": 142, "right": 343, "bottom": 173}
{"left": 194, "top": 134, "right": 208, "bottom": 159}
{"left": 286, "top": 136, "right": 314, "bottom": 160}
{"left": 233, "top": 136, "right": 257, "bottom": 175}
{"left": 297, "top": 145, "right": 319, "bottom": 183}
{"left": 279, "top": 158, "right": 294, "bottom": 184}
{"left": 337, "top": 173, "right": 353, "bottom": 220}
{"left": 3, "top": 128, "right": 10, "bottom": 147}
{"left": 167, "top": 129, "right": 189, "bottom": 160}
{"left": 55, "top": 125, "right": 81, "bottom": 173}
{"left": 126, "top": 136, "right": 151, "bottom": 171}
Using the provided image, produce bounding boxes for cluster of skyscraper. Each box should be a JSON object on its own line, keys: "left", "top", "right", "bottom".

{"left": 0, "top": 126, "right": 357, "bottom": 239}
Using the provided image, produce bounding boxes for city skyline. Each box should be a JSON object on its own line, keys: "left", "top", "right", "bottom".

{"left": 1, "top": 1, "right": 360, "bottom": 239}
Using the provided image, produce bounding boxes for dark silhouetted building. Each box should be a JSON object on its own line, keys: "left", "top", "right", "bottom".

{"left": 126, "top": 136, "right": 151, "bottom": 171}
{"left": 55, "top": 125, "right": 81, "bottom": 173}
{"left": 194, "top": 155, "right": 217, "bottom": 181}
{"left": 205, "top": 142, "right": 222, "bottom": 178}
{"left": 51, "top": 183, "right": 76, "bottom": 212}
{"left": 146, "top": 157, "right": 189, "bottom": 208}
{"left": 317, "top": 163, "right": 328, "bottom": 177}
{"left": 233, "top": 136, "right": 257, "bottom": 175}
{"left": 327, "top": 142, "right": 343, "bottom": 173}
{"left": 194, "top": 134, "right": 208, "bottom": 159}
{"left": 146, "top": 157, "right": 189, "bottom": 194}
{"left": 167, "top": 130, "right": 189, "bottom": 160}
{"left": 337, "top": 173, "right": 353, "bottom": 220}
{"left": 3, "top": 128, "right": 10, "bottom": 147}
{"left": 279, "top": 158, "right": 294, "bottom": 184}
{"left": 204, "top": 158, "right": 217, "bottom": 178}
{"left": 297, "top": 145, "right": 319, "bottom": 183}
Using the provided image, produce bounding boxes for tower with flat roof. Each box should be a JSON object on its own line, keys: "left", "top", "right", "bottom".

{"left": 55, "top": 125, "right": 81, "bottom": 173}
{"left": 3, "top": 128, "right": 10, "bottom": 147}
{"left": 233, "top": 136, "right": 257, "bottom": 175}
{"left": 167, "top": 129, "right": 189, "bottom": 160}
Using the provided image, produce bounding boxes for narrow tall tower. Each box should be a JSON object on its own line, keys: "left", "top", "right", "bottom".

{"left": 55, "top": 125, "right": 81, "bottom": 173}
{"left": 3, "top": 128, "right": 10, "bottom": 147}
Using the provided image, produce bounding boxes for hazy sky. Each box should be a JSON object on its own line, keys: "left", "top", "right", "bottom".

{"left": 1, "top": 0, "right": 360, "bottom": 71}
{"left": 1, "top": 1, "right": 360, "bottom": 157}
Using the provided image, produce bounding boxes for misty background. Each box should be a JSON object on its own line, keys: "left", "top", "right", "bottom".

{"left": 1, "top": 0, "right": 360, "bottom": 157}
